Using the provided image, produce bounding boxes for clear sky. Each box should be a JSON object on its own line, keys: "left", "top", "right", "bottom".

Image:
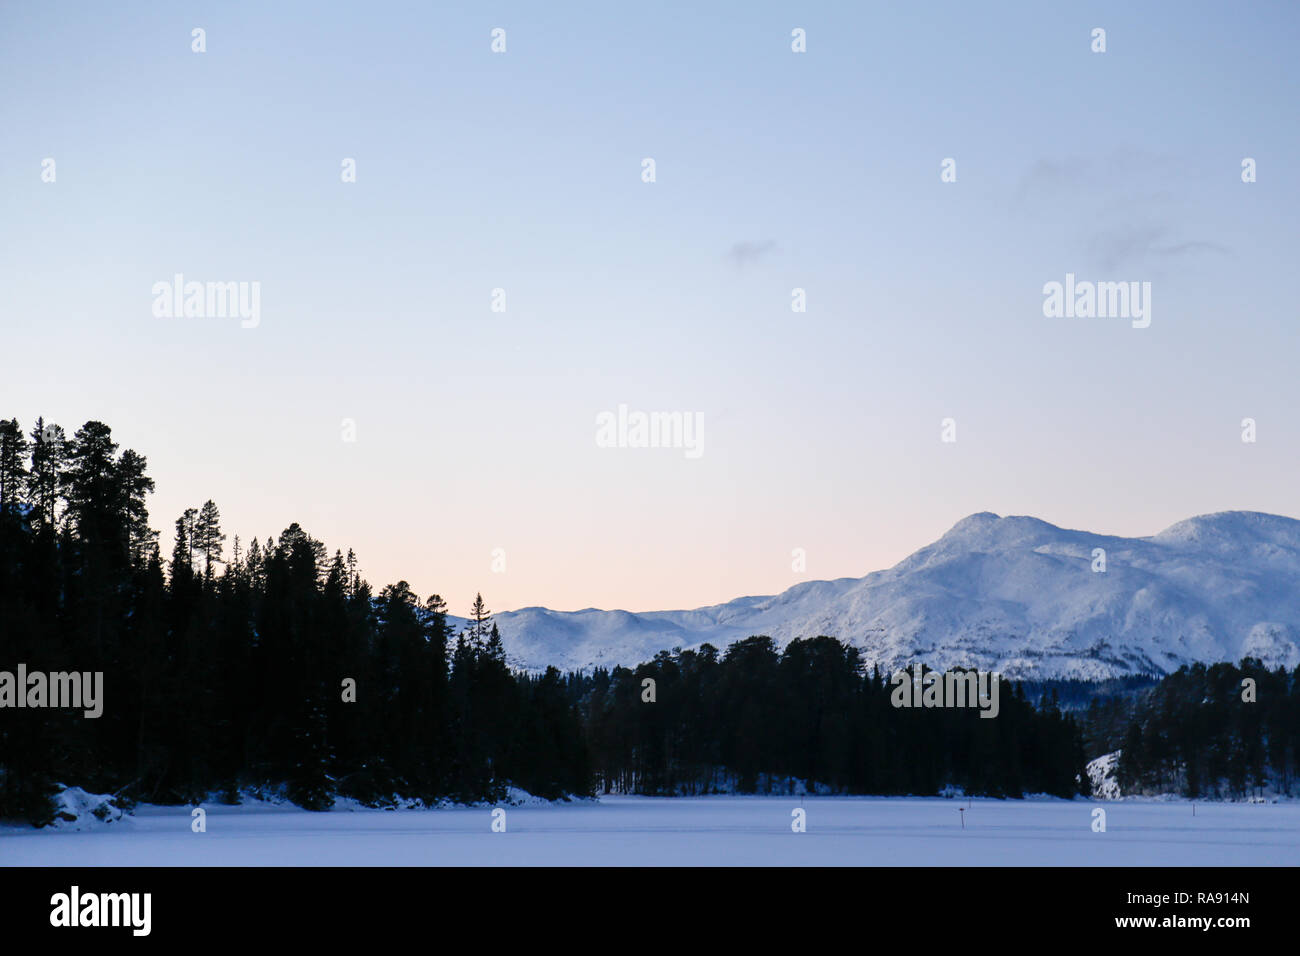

{"left": 2, "top": 1, "right": 1298, "bottom": 616}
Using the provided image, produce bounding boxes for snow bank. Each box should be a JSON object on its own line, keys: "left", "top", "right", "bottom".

{"left": 1087, "top": 751, "right": 1122, "bottom": 800}
{"left": 48, "top": 787, "right": 129, "bottom": 830}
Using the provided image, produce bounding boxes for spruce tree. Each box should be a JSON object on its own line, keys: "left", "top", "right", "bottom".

{"left": 465, "top": 592, "right": 492, "bottom": 647}
{"left": 26, "top": 418, "right": 66, "bottom": 535}
{"left": 117, "top": 449, "right": 156, "bottom": 565}
{"left": 172, "top": 509, "right": 197, "bottom": 583}
{"left": 0, "top": 418, "right": 28, "bottom": 511}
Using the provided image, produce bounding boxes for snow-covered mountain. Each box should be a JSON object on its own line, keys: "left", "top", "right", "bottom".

{"left": 454, "top": 511, "right": 1300, "bottom": 680}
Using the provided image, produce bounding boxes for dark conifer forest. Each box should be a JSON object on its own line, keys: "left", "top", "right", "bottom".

{"left": 1106, "top": 660, "right": 1299, "bottom": 799}
{"left": 1, "top": 417, "right": 1295, "bottom": 826}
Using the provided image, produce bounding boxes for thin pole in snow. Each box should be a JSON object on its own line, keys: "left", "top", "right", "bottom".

{"left": 959, "top": 807, "right": 965, "bottom": 829}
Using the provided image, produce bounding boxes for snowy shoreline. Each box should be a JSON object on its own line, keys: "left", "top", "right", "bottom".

{"left": 4, "top": 794, "right": 1296, "bottom": 867}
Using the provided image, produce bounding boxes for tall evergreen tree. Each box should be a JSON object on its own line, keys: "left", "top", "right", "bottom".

{"left": 117, "top": 449, "right": 156, "bottom": 566}
{"left": 465, "top": 592, "right": 492, "bottom": 646}
{"left": 0, "top": 418, "right": 28, "bottom": 511}
{"left": 26, "top": 418, "right": 66, "bottom": 535}
{"left": 172, "top": 509, "right": 197, "bottom": 584}
{"left": 194, "top": 499, "right": 225, "bottom": 578}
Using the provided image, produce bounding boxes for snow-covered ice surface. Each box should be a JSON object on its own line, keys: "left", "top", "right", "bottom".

{"left": 3, "top": 796, "right": 1297, "bottom": 866}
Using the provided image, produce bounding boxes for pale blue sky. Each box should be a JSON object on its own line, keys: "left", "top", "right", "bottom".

{"left": 2, "top": 1, "right": 1298, "bottom": 614}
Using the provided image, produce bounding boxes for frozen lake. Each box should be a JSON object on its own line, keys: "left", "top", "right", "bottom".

{"left": 3, "top": 796, "right": 1296, "bottom": 866}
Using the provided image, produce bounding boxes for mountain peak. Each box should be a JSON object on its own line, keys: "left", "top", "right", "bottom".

{"left": 486, "top": 510, "right": 1300, "bottom": 680}
{"left": 1155, "top": 510, "right": 1300, "bottom": 540}
{"left": 950, "top": 511, "right": 1002, "bottom": 529}
{"left": 936, "top": 512, "right": 1065, "bottom": 550}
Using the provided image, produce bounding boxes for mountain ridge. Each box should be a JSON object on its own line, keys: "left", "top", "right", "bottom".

{"left": 450, "top": 511, "right": 1300, "bottom": 680}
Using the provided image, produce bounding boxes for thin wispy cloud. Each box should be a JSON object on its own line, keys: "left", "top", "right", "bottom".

{"left": 1012, "top": 149, "right": 1167, "bottom": 205}
{"left": 1087, "top": 225, "right": 1231, "bottom": 272}
{"left": 727, "top": 240, "right": 777, "bottom": 269}
{"left": 1013, "top": 153, "right": 1232, "bottom": 271}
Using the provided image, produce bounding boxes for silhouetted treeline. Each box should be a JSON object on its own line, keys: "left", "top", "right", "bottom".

{"left": 1109, "top": 660, "right": 1300, "bottom": 799}
{"left": 0, "top": 417, "right": 589, "bottom": 824}
{"left": 2, "top": 415, "right": 1093, "bottom": 826}
{"left": 567, "top": 638, "right": 1088, "bottom": 799}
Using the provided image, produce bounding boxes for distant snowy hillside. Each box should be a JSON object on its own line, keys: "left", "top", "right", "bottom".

{"left": 451, "top": 511, "right": 1300, "bottom": 680}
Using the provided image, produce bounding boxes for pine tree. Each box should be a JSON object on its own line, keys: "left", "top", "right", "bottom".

{"left": 117, "top": 449, "right": 156, "bottom": 565}
{"left": 172, "top": 510, "right": 196, "bottom": 585}
{"left": 194, "top": 499, "right": 225, "bottom": 578}
{"left": 26, "top": 418, "right": 66, "bottom": 535}
{"left": 0, "top": 418, "right": 28, "bottom": 512}
{"left": 246, "top": 536, "right": 264, "bottom": 590}
{"left": 64, "top": 421, "right": 121, "bottom": 545}
{"left": 424, "top": 593, "right": 450, "bottom": 639}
